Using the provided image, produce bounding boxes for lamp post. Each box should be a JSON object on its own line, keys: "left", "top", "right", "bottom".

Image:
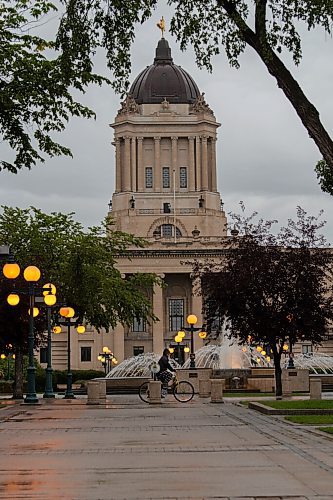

{"left": 35, "top": 285, "right": 57, "bottom": 398}
{"left": 98, "top": 347, "right": 117, "bottom": 375}
{"left": 182, "top": 314, "right": 205, "bottom": 369}
{"left": 58, "top": 307, "right": 86, "bottom": 399}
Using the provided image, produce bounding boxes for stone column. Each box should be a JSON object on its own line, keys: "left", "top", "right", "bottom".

{"left": 113, "top": 323, "right": 125, "bottom": 362}
{"left": 123, "top": 136, "right": 131, "bottom": 192}
{"left": 201, "top": 135, "right": 209, "bottom": 191}
{"left": 210, "top": 138, "right": 217, "bottom": 192}
{"left": 137, "top": 137, "right": 144, "bottom": 192}
{"left": 131, "top": 137, "right": 137, "bottom": 192}
{"left": 171, "top": 137, "right": 178, "bottom": 190}
{"left": 153, "top": 276, "right": 165, "bottom": 354}
{"left": 188, "top": 137, "right": 195, "bottom": 192}
{"left": 154, "top": 137, "right": 161, "bottom": 191}
{"left": 195, "top": 136, "right": 201, "bottom": 191}
{"left": 115, "top": 138, "right": 121, "bottom": 193}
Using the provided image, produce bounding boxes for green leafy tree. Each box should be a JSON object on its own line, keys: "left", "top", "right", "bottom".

{"left": 3, "top": 1, "right": 333, "bottom": 191}
{"left": 0, "top": 206, "right": 161, "bottom": 397}
{"left": 191, "top": 206, "right": 333, "bottom": 398}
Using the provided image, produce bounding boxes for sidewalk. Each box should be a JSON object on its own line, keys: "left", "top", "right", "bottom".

{"left": 0, "top": 394, "right": 333, "bottom": 499}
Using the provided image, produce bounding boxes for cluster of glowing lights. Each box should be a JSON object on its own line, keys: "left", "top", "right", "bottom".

{"left": 98, "top": 346, "right": 118, "bottom": 366}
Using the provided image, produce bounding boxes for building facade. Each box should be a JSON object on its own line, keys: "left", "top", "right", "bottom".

{"left": 43, "top": 36, "right": 333, "bottom": 372}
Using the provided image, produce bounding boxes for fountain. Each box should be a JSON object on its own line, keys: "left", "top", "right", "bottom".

{"left": 106, "top": 352, "right": 180, "bottom": 378}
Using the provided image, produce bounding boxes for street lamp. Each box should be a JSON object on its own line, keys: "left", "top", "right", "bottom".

{"left": 98, "top": 346, "right": 116, "bottom": 375}
{"left": 35, "top": 285, "right": 58, "bottom": 398}
{"left": 58, "top": 307, "right": 85, "bottom": 398}
{"left": 182, "top": 314, "right": 205, "bottom": 369}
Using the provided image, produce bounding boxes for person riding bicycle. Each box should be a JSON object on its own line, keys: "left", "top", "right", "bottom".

{"left": 157, "top": 348, "right": 175, "bottom": 397}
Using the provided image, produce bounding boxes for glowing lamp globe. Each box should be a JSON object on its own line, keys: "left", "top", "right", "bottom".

{"left": 184, "top": 346, "right": 190, "bottom": 353}
{"left": 169, "top": 347, "right": 174, "bottom": 353}
{"left": 59, "top": 307, "right": 69, "bottom": 317}
{"left": 282, "top": 344, "right": 289, "bottom": 351}
{"left": 53, "top": 326, "right": 62, "bottom": 334}
{"left": 66, "top": 307, "right": 75, "bottom": 318}
{"left": 28, "top": 307, "right": 39, "bottom": 317}
{"left": 97, "top": 355, "right": 103, "bottom": 361}
{"left": 266, "top": 356, "right": 271, "bottom": 362}
{"left": 77, "top": 325, "right": 85, "bottom": 334}
{"left": 199, "top": 331, "right": 207, "bottom": 339}
{"left": 44, "top": 294, "right": 57, "bottom": 306}
{"left": 12, "top": 354, "right": 16, "bottom": 359}
{"left": 103, "top": 346, "right": 110, "bottom": 354}
{"left": 3, "top": 262, "right": 20, "bottom": 279}
{"left": 43, "top": 283, "right": 56, "bottom": 296}
{"left": 261, "top": 350, "right": 266, "bottom": 356}
{"left": 187, "top": 314, "right": 197, "bottom": 325}
{"left": 23, "top": 265, "right": 41, "bottom": 282}
{"left": 7, "top": 293, "right": 20, "bottom": 306}
{"left": 113, "top": 359, "right": 118, "bottom": 365}
{"left": 178, "top": 330, "right": 185, "bottom": 339}
{"left": 256, "top": 346, "right": 263, "bottom": 352}
{"left": 174, "top": 335, "right": 182, "bottom": 343}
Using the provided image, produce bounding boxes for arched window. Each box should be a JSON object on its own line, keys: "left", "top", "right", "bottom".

{"left": 161, "top": 224, "right": 182, "bottom": 238}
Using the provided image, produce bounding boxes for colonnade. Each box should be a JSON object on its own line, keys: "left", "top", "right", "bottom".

{"left": 114, "top": 136, "right": 217, "bottom": 194}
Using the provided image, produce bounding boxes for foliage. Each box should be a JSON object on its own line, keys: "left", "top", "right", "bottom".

{"left": 0, "top": 1, "right": 105, "bottom": 173}
{"left": 2, "top": 1, "right": 333, "bottom": 189}
{"left": 315, "top": 160, "right": 333, "bottom": 195}
{"left": 319, "top": 427, "right": 333, "bottom": 435}
{"left": 191, "top": 205, "right": 333, "bottom": 397}
{"left": 0, "top": 206, "right": 161, "bottom": 357}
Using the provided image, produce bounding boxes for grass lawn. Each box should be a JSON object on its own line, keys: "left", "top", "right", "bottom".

{"left": 224, "top": 392, "right": 275, "bottom": 397}
{"left": 286, "top": 415, "right": 333, "bottom": 425}
{"left": 260, "top": 400, "right": 333, "bottom": 410}
{"left": 319, "top": 427, "right": 333, "bottom": 435}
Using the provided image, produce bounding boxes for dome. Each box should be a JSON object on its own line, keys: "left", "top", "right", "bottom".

{"left": 129, "top": 38, "right": 200, "bottom": 104}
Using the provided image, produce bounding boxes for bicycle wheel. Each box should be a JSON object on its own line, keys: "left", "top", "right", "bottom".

{"left": 138, "top": 381, "right": 150, "bottom": 403}
{"left": 173, "top": 380, "right": 195, "bottom": 402}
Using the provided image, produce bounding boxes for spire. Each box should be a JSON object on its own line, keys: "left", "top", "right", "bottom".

{"left": 154, "top": 38, "right": 173, "bottom": 64}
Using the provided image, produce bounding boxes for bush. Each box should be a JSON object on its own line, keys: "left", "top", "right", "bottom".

{"left": 0, "top": 380, "right": 14, "bottom": 394}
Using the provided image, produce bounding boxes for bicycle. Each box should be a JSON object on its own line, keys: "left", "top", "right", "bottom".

{"left": 138, "top": 373, "right": 195, "bottom": 403}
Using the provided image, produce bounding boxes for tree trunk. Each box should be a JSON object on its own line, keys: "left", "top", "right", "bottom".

{"left": 219, "top": 0, "right": 333, "bottom": 170}
{"left": 13, "top": 348, "right": 24, "bottom": 399}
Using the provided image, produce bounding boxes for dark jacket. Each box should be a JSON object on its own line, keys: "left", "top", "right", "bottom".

{"left": 158, "top": 354, "right": 175, "bottom": 372}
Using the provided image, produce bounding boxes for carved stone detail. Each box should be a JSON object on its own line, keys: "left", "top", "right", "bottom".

{"left": 190, "top": 92, "right": 213, "bottom": 115}
{"left": 117, "top": 94, "right": 140, "bottom": 115}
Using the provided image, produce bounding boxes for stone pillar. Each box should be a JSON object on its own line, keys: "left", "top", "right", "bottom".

{"left": 195, "top": 136, "right": 201, "bottom": 191}
{"left": 131, "top": 137, "right": 137, "bottom": 192}
{"left": 282, "top": 369, "right": 292, "bottom": 399}
{"left": 149, "top": 380, "right": 161, "bottom": 404}
{"left": 199, "top": 378, "right": 211, "bottom": 398}
{"left": 210, "top": 379, "right": 224, "bottom": 403}
{"left": 201, "top": 135, "right": 209, "bottom": 191}
{"left": 171, "top": 137, "right": 178, "bottom": 190}
{"left": 153, "top": 277, "right": 164, "bottom": 353}
{"left": 137, "top": 137, "right": 144, "bottom": 191}
{"left": 310, "top": 378, "right": 322, "bottom": 399}
{"left": 87, "top": 380, "right": 106, "bottom": 405}
{"left": 115, "top": 138, "right": 121, "bottom": 193}
{"left": 188, "top": 137, "right": 195, "bottom": 192}
{"left": 123, "top": 136, "right": 131, "bottom": 192}
{"left": 154, "top": 137, "right": 161, "bottom": 191}
{"left": 113, "top": 323, "right": 125, "bottom": 362}
{"left": 210, "top": 138, "right": 217, "bottom": 192}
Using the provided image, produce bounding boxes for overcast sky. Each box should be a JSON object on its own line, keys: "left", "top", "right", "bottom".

{"left": 1, "top": 3, "right": 332, "bottom": 242}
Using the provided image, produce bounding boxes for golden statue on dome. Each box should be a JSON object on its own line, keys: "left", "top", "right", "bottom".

{"left": 157, "top": 16, "right": 166, "bottom": 37}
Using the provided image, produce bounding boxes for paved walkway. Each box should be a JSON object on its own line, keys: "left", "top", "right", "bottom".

{"left": 0, "top": 394, "right": 333, "bottom": 499}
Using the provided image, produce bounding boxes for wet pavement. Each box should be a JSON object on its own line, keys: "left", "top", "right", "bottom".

{"left": 0, "top": 394, "right": 333, "bottom": 499}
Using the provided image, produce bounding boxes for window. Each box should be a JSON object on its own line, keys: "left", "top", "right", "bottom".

{"left": 162, "top": 167, "right": 170, "bottom": 188}
{"left": 40, "top": 347, "right": 47, "bottom": 363}
{"left": 179, "top": 167, "right": 187, "bottom": 188}
{"left": 302, "top": 344, "right": 313, "bottom": 356}
{"left": 169, "top": 298, "right": 184, "bottom": 331}
{"left": 133, "top": 346, "right": 144, "bottom": 356}
{"left": 161, "top": 224, "right": 182, "bottom": 238}
{"left": 81, "top": 347, "right": 91, "bottom": 362}
{"left": 145, "top": 167, "right": 153, "bottom": 188}
{"left": 163, "top": 203, "right": 171, "bottom": 213}
{"left": 132, "top": 317, "right": 146, "bottom": 332}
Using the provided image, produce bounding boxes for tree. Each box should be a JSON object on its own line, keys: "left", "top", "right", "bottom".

{"left": 0, "top": 1, "right": 105, "bottom": 173}
{"left": 191, "top": 205, "right": 333, "bottom": 398}
{"left": 0, "top": 206, "right": 161, "bottom": 397}
{"left": 55, "top": 0, "right": 333, "bottom": 194}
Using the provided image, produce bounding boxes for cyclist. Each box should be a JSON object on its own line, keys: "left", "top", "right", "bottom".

{"left": 157, "top": 348, "right": 175, "bottom": 397}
